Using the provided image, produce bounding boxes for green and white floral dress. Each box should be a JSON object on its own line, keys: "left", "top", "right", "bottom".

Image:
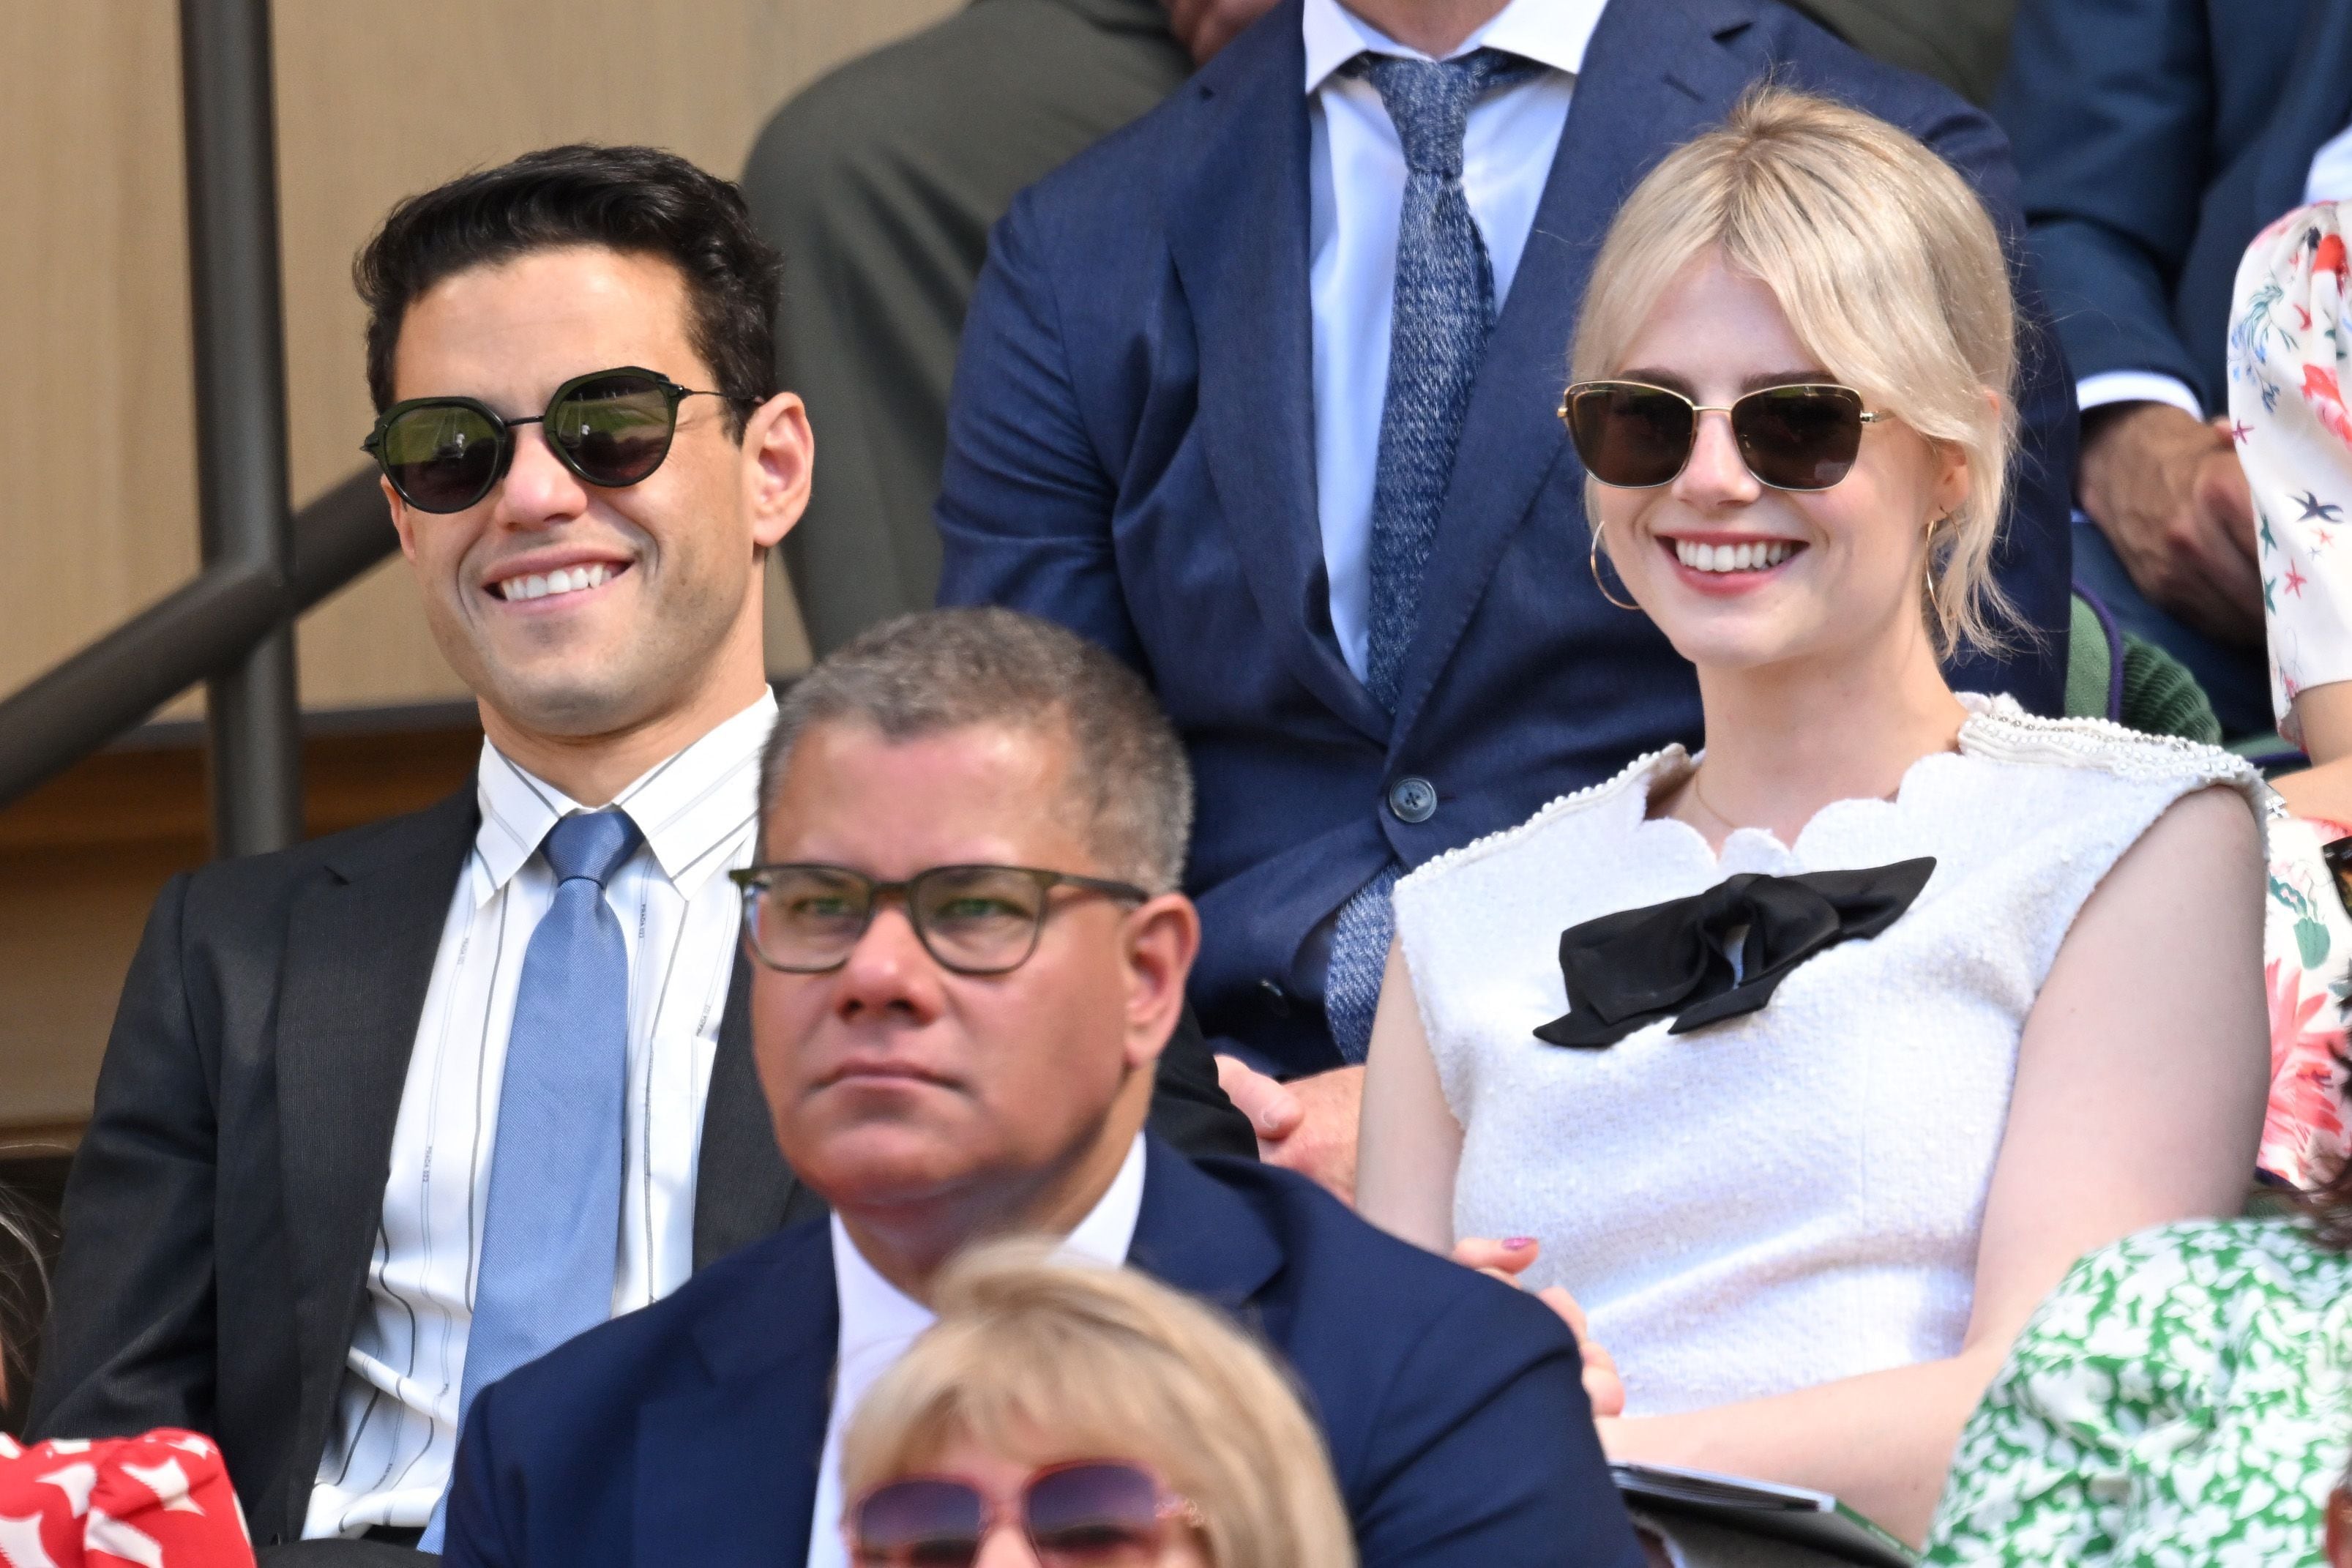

{"left": 1925, "top": 1217, "right": 2352, "bottom": 1567}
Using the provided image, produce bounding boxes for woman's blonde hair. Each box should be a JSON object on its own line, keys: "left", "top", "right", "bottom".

{"left": 1572, "top": 86, "right": 2021, "bottom": 654}
{"left": 840, "top": 1244, "right": 1357, "bottom": 1568}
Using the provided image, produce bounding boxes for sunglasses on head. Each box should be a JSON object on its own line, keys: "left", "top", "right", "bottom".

{"left": 849, "top": 1460, "right": 1203, "bottom": 1568}
{"left": 1558, "top": 379, "right": 1884, "bottom": 492}
{"left": 362, "top": 365, "right": 750, "bottom": 514}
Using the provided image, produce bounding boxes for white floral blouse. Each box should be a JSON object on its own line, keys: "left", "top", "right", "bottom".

{"left": 1925, "top": 1217, "right": 2352, "bottom": 1567}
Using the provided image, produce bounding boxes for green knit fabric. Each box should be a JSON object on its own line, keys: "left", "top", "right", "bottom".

{"left": 2060, "top": 594, "right": 2225, "bottom": 744}
{"left": 2063, "top": 595, "right": 2111, "bottom": 720}
{"left": 2119, "top": 632, "right": 2224, "bottom": 745}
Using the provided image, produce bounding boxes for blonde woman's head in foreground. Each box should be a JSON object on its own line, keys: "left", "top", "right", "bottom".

{"left": 840, "top": 1244, "right": 1356, "bottom": 1568}
{"left": 1569, "top": 86, "right": 2020, "bottom": 672}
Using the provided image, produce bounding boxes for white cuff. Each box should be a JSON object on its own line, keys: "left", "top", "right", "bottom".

{"left": 2076, "top": 370, "right": 2204, "bottom": 421}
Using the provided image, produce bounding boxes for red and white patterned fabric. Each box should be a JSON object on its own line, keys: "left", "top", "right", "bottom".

{"left": 0, "top": 1429, "right": 253, "bottom": 1568}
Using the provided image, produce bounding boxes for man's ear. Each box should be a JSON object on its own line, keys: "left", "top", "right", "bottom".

{"left": 740, "top": 390, "right": 814, "bottom": 552}
{"left": 384, "top": 474, "right": 422, "bottom": 562}
{"left": 1123, "top": 893, "right": 1201, "bottom": 1072}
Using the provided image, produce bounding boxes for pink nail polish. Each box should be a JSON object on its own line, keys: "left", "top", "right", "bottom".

{"left": 1504, "top": 1236, "right": 1537, "bottom": 1250}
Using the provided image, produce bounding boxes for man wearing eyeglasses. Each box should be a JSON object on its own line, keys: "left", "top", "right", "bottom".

{"left": 436, "top": 605, "right": 1646, "bottom": 1568}
{"left": 29, "top": 145, "right": 1248, "bottom": 1565}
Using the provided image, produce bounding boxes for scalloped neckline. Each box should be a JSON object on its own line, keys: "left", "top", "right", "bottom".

{"left": 1636, "top": 703, "right": 1997, "bottom": 872}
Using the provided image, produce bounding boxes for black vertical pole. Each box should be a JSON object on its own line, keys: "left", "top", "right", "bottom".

{"left": 180, "top": 0, "right": 302, "bottom": 858}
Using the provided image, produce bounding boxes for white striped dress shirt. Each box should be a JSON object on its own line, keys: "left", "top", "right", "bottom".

{"left": 303, "top": 692, "right": 775, "bottom": 1539}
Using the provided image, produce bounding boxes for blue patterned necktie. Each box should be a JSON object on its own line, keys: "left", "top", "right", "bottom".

{"left": 1326, "top": 48, "right": 1534, "bottom": 1064}
{"left": 420, "top": 807, "right": 641, "bottom": 1550}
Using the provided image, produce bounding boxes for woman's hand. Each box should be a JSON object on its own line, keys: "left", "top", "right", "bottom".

{"left": 1452, "top": 1236, "right": 1626, "bottom": 1417}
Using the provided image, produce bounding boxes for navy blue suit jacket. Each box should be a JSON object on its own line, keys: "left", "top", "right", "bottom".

{"left": 443, "top": 1139, "right": 1644, "bottom": 1568}
{"left": 1997, "top": 0, "right": 2352, "bottom": 411}
{"left": 936, "top": 0, "right": 2077, "bottom": 1075}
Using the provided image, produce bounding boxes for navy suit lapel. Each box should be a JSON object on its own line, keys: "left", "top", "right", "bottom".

{"left": 1168, "top": 2, "right": 1389, "bottom": 743}
{"left": 1126, "top": 1139, "right": 1286, "bottom": 1327}
{"left": 639, "top": 1225, "right": 838, "bottom": 1562}
{"left": 1391, "top": 0, "right": 1752, "bottom": 741}
{"left": 273, "top": 786, "right": 476, "bottom": 1533}
{"left": 2258, "top": 1, "right": 2352, "bottom": 227}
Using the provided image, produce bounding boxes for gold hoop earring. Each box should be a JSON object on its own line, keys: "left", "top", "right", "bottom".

{"left": 1589, "top": 521, "right": 1640, "bottom": 611}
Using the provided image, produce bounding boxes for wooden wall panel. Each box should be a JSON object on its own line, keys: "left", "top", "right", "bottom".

{"left": 0, "top": 5, "right": 201, "bottom": 708}
{"left": 0, "top": 0, "right": 957, "bottom": 713}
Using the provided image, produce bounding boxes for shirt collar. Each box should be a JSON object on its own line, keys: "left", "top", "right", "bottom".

{"left": 469, "top": 689, "right": 777, "bottom": 901}
{"left": 830, "top": 1132, "right": 1150, "bottom": 1364}
{"left": 1302, "top": 0, "right": 1605, "bottom": 93}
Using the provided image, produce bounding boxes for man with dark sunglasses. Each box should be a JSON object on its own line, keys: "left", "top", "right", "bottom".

{"left": 436, "top": 607, "right": 1646, "bottom": 1568}
{"left": 29, "top": 145, "right": 1248, "bottom": 1565}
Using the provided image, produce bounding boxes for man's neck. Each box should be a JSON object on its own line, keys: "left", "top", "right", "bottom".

{"left": 479, "top": 659, "right": 769, "bottom": 809}
{"left": 838, "top": 1102, "right": 1148, "bottom": 1305}
{"left": 1341, "top": 0, "right": 1512, "bottom": 57}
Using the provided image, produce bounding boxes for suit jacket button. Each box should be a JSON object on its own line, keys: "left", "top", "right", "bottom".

{"left": 1258, "top": 978, "right": 1291, "bottom": 1017}
{"left": 1387, "top": 775, "right": 1437, "bottom": 824}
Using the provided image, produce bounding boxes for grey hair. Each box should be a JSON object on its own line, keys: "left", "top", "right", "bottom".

{"left": 760, "top": 608, "right": 1194, "bottom": 892}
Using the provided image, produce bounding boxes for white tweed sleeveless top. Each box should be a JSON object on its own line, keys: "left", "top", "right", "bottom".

{"left": 1391, "top": 695, "right": 2269, "bottom": 1416}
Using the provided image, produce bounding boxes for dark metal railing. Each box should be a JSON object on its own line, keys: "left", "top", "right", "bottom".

{"left": 0, "top": 470, "right": 395, "bottom": 818}
{"left": 183, "top": 0, "right": 300, "bottom": 857}
{"left": 0, "top": 0, "right": 395, "bottom": 852}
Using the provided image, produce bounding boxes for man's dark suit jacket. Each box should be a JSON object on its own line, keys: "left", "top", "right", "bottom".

{"left": 1997, "top": 0, "right": 2352, "bottom": 413}
{"left": 443, "top": 1137, "right": 1646, "bottom": 1568}
{"left": 27, "top": 788, "right": 1251, "bottom": 1553}
{"left": 935, "top": 0, "right": 2078, "bottom": 1076}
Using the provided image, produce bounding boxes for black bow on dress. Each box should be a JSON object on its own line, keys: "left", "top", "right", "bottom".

{"left": 1533, "top": 858, "right": 1935, "bottom": 1049}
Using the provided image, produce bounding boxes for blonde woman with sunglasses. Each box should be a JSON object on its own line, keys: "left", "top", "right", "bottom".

{"left": 837, "top": 1244, "right": 1355, "bottom": 1568}
{"left": 1356, "top": 88, "right": 2271, "bottom": 1552}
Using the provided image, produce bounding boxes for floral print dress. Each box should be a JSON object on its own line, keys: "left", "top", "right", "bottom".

{"left": 2266, "top": 813, "right": 2352, "bottom": 1189}
{"left": 2232, "top": 204, "right": 2352, "bottom": 1190}
{"left": 1924, "top": 1218, "right": 2352, "bottom": 1567}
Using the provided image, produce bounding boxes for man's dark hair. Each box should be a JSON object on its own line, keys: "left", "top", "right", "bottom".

{"left": 761, "top": 608, "right": 1195, "bottom": 893}
{"left": 354, "top": 143, "right": 782, "bottom": 435}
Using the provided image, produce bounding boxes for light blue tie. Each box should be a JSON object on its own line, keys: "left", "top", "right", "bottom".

{"left": 419, "top": 807, "right": 640, "bottom": 1551}
{"left": 1326, "top": 49, "right": 1531, "bottom": 1064}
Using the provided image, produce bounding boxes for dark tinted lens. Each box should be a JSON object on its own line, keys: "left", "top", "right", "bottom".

{"left": 378, "top": 403, "right": 502, "bottom": 512}
{"left": 1731, "top": 385, "right": 1865, "bottom": 490}
{"left": 1565, "top": 384, "right": 1696, "bottom": 488}
{"left": 753, "top": 867, "right": 873, "bottom": 971}
{"left": 854, "top": 1479, "right": 985, "bottom": 1568}
{"left": 549, "top": 373, "right": 676, "bottom": 487}
{"left": 912, "top": 868, "right": 1048, "bottom": 974}
{"left": 1025, "top": 1465, "right": 1163, "bottom": 1566}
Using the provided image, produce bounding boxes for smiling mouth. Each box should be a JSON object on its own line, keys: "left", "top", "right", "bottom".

{"left": 486, "top": 561, "right": 630, "bottom": 602}
{"left": 1668, "top": 539, "right": 1801, "bottom": 575}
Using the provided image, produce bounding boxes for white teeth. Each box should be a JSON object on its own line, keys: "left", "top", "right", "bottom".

{"left": 1673, "top": 540, "right": 1796, "bottom": 573}
{"left": 495, "top": 563, "right": 615, "bottom": 601}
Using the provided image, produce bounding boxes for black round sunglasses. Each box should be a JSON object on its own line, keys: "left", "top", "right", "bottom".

{"left": 362, "top": 365, "right": 753, "bottom": 514}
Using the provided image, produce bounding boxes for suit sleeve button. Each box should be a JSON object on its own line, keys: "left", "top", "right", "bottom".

{"left": 1387, "top": 776, "right": 1437, "bottom": 824}
{"left": 1258, "top": 978, "right": 1291, "bottom": 1017}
